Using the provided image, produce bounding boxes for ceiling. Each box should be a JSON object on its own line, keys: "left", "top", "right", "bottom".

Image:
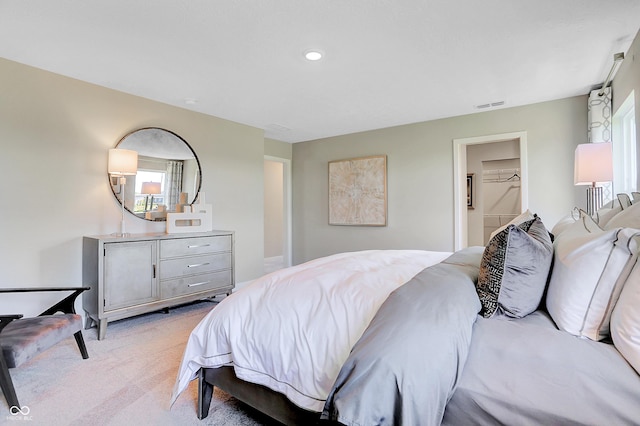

{"left": 1, "top": 1, "right": 639, "bottom": 143}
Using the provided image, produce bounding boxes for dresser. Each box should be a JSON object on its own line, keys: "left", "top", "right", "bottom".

{"left": 82, "top": 231, "right": 234, "bottom": 339}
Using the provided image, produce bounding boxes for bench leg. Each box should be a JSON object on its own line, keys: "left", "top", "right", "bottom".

{"left": 0, "top": 355, "right": 19, "bottom": 410}
{"left": 197, "top": 368, "right": 213, "bottom": 419}
{"left": 73, "top": 331, "right": 89, "bottom": 359}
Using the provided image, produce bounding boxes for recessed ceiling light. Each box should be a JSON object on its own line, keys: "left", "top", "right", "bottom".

{"left": 304, "top": 50, "right": 323, "bottom": 61}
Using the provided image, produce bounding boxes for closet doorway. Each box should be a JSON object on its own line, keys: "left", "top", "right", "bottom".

{"left": 264, "top": 156, "right": 292, "bottom": 273}
{"left": 467, "top": 143, "right": 522, "bottom": 246}
{"left": 453, "top": 132, "right": 529, "bottom": 250}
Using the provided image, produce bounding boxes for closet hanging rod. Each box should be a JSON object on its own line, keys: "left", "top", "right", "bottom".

{"left": 597, "top": 52, "right": 625, "bottom": 96}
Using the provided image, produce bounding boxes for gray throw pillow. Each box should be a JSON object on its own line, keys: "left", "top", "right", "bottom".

{"left": 476, "top": 216, "right": 553, "bottom": 318}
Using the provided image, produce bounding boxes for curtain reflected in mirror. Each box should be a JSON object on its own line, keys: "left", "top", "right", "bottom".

{"left": 110, "top": 128, "right": 202, "bottom": 221}
{"left": 166, "top": 160, "right": 184, "bottom": 212}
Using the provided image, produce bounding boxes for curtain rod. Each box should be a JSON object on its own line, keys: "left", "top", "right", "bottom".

{"left": 598, "top": 52, "right": 625, "bottom": 96}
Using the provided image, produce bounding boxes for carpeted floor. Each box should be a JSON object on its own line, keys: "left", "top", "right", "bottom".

{"left": 1, "top": 299, "right": 281, "bottom": 425}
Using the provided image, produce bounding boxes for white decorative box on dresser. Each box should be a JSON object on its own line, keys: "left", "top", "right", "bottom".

{"left": 82, "top": 231, "right": 234, "bottom": 339}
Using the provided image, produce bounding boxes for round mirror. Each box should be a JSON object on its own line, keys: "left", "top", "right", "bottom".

{"left": 110, "top": 127, "right": 202, "bottom": 221}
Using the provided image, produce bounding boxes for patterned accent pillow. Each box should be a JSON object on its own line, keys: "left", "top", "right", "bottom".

{"left": 476, "top": 216, "right": 553, "bottom": 318}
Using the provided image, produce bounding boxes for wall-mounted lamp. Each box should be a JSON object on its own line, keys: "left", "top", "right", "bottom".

{"left": 108, "top": 148, "right": 138, "bottom": 236}
{"left": 141, "top": 181, "right": 162, "bottom": 212}
{"left": 574, "top": 142, "right": 613, "bottom": 215}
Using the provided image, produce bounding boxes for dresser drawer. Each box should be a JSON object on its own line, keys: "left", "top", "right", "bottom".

{"left": 161, "top": 270, "right": 233, "bottom": 298}
{"left": 160, "top": 253, "right": 231, "bottom": 280}
{"left": 160, "top": 235, "right": 232, "bottom": 259}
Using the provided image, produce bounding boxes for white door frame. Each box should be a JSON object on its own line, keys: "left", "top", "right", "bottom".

{"left": 264, "top": 155, "right": 293, "bottom": 268}
{"left": 453, "top": 131, "right": 529, "bottom": 250}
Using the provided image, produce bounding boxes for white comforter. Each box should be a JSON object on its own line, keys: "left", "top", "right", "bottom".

{"left": 171, "top": 249, "right": 451, "bottom": 412}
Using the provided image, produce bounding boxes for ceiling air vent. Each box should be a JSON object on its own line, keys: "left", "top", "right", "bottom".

{"left": 476, "top": 101, "right": 505, "bottom": 110}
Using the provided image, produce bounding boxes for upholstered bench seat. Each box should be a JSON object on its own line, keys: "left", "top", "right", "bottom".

{"left": 0, "top": 286, "right": 89, "bottom": 409}
{"left": 0, "top": 314, "right": 83, "bottom": 368}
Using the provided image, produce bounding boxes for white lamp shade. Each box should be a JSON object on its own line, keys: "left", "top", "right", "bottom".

{"left": 574, "top": 142, "right": 613, "bottom": 185}
{"left": 141, "top": 181, "right": 162, "bottom": 195}
{"left": 108, "top": 148, "right": 138, "bottom": 175}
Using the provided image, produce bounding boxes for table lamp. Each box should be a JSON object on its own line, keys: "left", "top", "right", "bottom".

{"left": 141, "top": 181, "right": 162, "bottom": 211}
{"left": 574, "top": 142, "right": 613, "bottom": 216}
{"left": 108, "top": 148, "right": 138, "bottom": 236}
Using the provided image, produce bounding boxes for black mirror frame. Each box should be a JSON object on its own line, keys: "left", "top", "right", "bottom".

{"left": 109, "top": 127, "right": 202, "bottom": 222}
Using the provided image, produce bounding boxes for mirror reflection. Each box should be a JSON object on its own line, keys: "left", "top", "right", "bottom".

{"left": 110, "top": 128, "right": 202, "bottom": 221}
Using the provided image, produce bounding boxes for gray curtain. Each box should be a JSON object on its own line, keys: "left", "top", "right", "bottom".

{"left": 166, "top": 160, "right": 184, "bottom": 211}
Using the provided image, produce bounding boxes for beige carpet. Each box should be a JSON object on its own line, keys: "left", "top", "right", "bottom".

{"left": 2, "top": 299, "right": 281, "bottom": 425}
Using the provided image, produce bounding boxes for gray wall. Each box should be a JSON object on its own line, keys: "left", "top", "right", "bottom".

{"left": 292, "top": 96, "right": 587, "bottom": 264}
{"left": 0, "top": 57, "right": 265, "bottom": 316}
{"left": 265, "top": 137, "right": 293, "bottom": 160}
{"left": 264, "top": 160, "right": 284, "bottom": 258}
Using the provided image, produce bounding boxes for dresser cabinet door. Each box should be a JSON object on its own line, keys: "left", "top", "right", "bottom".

{"left": 103, "top": 241, "right": 158, "bottom": 311}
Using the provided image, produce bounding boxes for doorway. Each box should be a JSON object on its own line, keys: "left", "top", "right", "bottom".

{"left": 453, "top": 132, "right": 529, "bottom": 250}
{"left": 468, "top": 142, "right": 522, "bottom": 246}
{"left": 264, "top": 156, "right": 292, "bottom": 273}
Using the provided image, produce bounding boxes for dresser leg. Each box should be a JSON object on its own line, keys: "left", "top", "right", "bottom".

{"left": 84, "top": 314, "right": 95, "bottom": 330}
{"left": 98, "top": 319, "right": 108, "bottom": 340}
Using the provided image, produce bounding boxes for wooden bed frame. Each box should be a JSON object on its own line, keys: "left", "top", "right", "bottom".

{"left": 198, "top": 366, "right": 323, "bottom": 425}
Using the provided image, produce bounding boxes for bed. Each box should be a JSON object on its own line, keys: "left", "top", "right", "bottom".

{"left": 171, "top": 203, "right": 640, "bottom": 425}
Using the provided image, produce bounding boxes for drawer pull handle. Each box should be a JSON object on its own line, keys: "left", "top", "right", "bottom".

{"left": 188, "top": 281, "right": 211, "bottom": 288}
{"left": 187, "top": 262, "right": 210, "bottom": 268}
{"left": 188, "top": 244, "right": 211, "bottom": 248}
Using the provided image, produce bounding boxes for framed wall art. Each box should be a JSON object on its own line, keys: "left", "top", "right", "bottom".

{"left": 328, "top": 155, "right": 387, "bottom": 226}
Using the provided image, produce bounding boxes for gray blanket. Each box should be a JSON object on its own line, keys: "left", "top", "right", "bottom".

{"left": 442, "top": 311, "right": 640, "bottom": 426}
{"left": 321, "top": 247, "right": 483, "bottom": 426}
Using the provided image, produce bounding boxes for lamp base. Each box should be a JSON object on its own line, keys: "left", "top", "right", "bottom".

{"left": 111, "top": 232, "right": 131, "bottom": 238}
{"left": 586, "top": 186, "right": 603, "bottom": 216}
{"left": 111, "top": 179, "right": 131, "bottom": 238}
{"left": 110, "top": 218, "right": 130, "bottom": 238}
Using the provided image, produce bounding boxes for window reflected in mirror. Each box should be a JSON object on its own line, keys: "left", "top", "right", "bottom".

{"left": 134, "top": 170, "right": 165, "bottom": 214}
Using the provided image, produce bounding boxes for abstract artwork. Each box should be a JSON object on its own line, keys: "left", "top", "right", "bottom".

{"left": 329, "top": 155, "right": 387, "bottom": 226}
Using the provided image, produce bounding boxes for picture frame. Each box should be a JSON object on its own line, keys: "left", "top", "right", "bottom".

{"left": 467, "top": 173, "right": 474, "bottom": 209}
{"left": 328, "top": 155, "right": 387, "bottom": 226}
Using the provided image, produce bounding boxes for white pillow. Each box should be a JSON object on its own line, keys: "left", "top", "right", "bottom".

{"left": 596, "top": 204, "right": 622, "bottom": 227}
{"left": 551, "top": 208, "right": 580, "bottom": 238}
{"left": 604, "top": 201, "right": 640, "bottom": 230}
{"left": 618, "top": 193, "right": 632, "bottom": 209}
{"left": 546, "top": 214, "right": 640, "bottom": 341}
{"left": 488, "top": 209, "right": 535, "bottom": 241}
{"left": 611, "top": 259, "right": 640, "bottom": 374}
